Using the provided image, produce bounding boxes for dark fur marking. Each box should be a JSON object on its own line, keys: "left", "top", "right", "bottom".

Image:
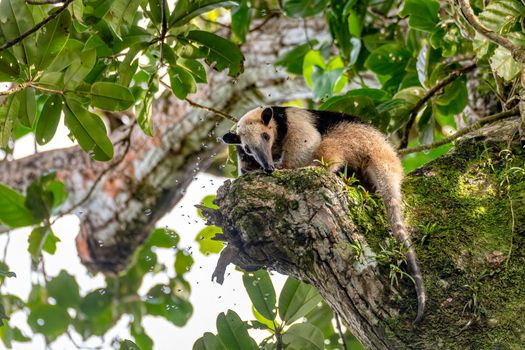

{"left": 236, "top": 145, "right": 261, "bottom": 174}
{"left": 307, "top": 109, "right": 366, "bottom": 135}
{"left": 222, "top": 132, "right": 241, "bottom": 144}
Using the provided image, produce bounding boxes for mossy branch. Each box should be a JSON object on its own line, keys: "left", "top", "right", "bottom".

{"left": 202, "top": 122, "right": 525, "bottom": 349}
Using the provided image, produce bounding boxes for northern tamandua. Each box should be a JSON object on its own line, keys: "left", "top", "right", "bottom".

{"left": 221, "top": 106, "right": 426, "bottom": 324}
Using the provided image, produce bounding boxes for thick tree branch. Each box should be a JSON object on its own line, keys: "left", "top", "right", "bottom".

{"left": 400, "top": 64, "right": 476, "bottom": 149}
{"left": 202, "top": 120, "right": 525, "bottom": 349}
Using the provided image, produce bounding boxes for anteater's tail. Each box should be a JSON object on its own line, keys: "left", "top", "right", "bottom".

{"left": 384, "top": 191, "right": 426, "bottom": 324}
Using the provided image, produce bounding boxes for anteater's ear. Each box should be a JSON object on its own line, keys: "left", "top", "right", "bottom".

{"left": 261, "top": 107, "right": 273, "bottom": 125}
{"left": 221, "top": 132, "right": 241, "bottom": 144}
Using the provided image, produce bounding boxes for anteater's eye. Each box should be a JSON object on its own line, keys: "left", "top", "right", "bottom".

{"left": 244, "top": 145, "right": 252, "bottom": 154}
{"left": 262, "top": 133, "right": 270, "bottom": 142}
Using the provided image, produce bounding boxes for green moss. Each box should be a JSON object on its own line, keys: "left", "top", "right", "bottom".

{"left": 380, "top": 140, "right": 525, "bottom": 348}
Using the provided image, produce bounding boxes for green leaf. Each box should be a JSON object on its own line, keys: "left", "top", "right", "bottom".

{"left": 169, "top": 65, "right": 197, "bottom": 99}
{"left": 27, "top": 304, "right": 71, "bottom": 340}
{"left": 479, "top": 0, "right": 525, "bottom": 33}
{"left": 0, "top": 183, "right": 36, "bottom": 228}
{"left": 0, "top": 49, "right": 20, "bottom": 81}
{"left": 278, "top": 277, "right": 322, "bottom": 324}
{"left": 17, "top": 87, "right": 36, "bottom": 128}
{"left": 130, "top": 322, "right": 153, "bottom": 350}
{"left": 35, "top": 95, "right": 63, "bottom": 145}
{"left": 185, "top": 30, "right": 244, "bottom": 77}
{"left": 197, "top": 195, "right": 219, "bottom": 218}
{"left": 282, "top": 323, "right": 324, "bottom": 350}
{"left": 136, "top": 74, "right": 157, "bottom": 136}
{"left": 35, "top": 10, "right": 71, "bottom": 72}
{"left": 0, "top": 0, "right": 37, "bottom": 66}
{"left": 145, "top": 284, "right": 193, "bottom": 327}
{"left": 365, "top": 43, "right": 411, "bottom": 75}
{"left": 47, "top": 39, "right": 84, "bottom": 72}
{"left": 0, "top": 304, "right": 7, "bottom": 327}
{"left": 319, "top": 94, "right": 381, "bottom": 126}
{"left": 399, "top": 0, "right": 440, "bottom": 33}
{"left": 193, "top": 332, "right": 225, "bottom": 350}
{"left": 490, "top": 47, "right": 523, "bottom": 81}
{"left": 175, "top": 249, "right": 194, "bottom": 276}
{"left": 146, "top": 227, "right": 179, "bottom": 248}
{"left": 0, "top": 93, "right": 20, "bottom": 149}
{"left": 170, "top": 0, "right": 239, "bottom": 27}
{"left": 47, "top": 270, "right": 81, "bottom": 308}
{"left": 120, "top": 340, "right": 141, "bottom": 350}
{"left": 231, "top": 0, "right": 250, "bottom": 42}
{"left": 311, "top": 66, "right": 345, "bottom": 100}
{"left": 275, "top": 41, "right": 318, "bottom": 75}
{"left": 0, "top": 262, "right": 15, "bottom": 278}
{"left": 196, "top": 226, "right": 224, "bottom": 255}
{"left": 28, "top": 226, "right": 60, "bottom": 257}
{"left": 216, "top": 310, "right": 257, "bottom": 350}
{"left": 64, "top": 49, "right": 96, "bottom": 89}
{"left": 63, "top": 96, "right": 114, "bottom": 161}
{"left": 178, "top": 58, "right": 208, "bottom": 84}
{"left": 242, "top": 270, "right": 277, "bottom": 321}
{"left": 282, "top": 0, "right": 329, "bottom": 18}
{"left": 103, "top": 0, "right": 142, "bottom": 37}
{"left": 90, "top": 82, "right": 135, "bottom": 111}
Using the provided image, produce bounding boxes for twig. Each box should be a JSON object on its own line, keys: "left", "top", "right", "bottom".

{"left": 249, "top": 12, "right": 279, "bottom": 33}
{"left": 335, "top": 313, "right": 349, "bottom": 350}
{"left": 457, "top": 0, "right": 525, "bottom": 64}
{"left": 26, "top": 0, "right": 65, "bottom": 4}
{"left": 0, "top": 0, "right": 74, "bottom": 53}
{"left": 185, "top": 97, "right": 238, "bottom": 122}
{"left": 399, "top": 106, "right": 520, "bottom": 155}
{"left": 159, "top": 0, "right": 167, "bottom": 65}
{"left": 400, "top": 63, "right": 476, "bottom": 148}
{"left": 0, "top": 83, "right": 29, "bottom": 96}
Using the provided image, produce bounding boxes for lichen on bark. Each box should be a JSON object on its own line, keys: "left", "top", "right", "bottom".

{"left": 201, "top": 133, "right": 525, "bottom": 349}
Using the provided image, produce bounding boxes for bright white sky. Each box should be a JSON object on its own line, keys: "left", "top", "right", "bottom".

{"left": 2, "top": 119, "right": 287, "bottom": 349}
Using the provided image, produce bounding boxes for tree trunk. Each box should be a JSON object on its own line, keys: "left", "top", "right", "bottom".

{"left": 0, "top": 18, "right": 324, "bottom": 272}
{"left": 200, "top": 119, "right": 525, "bottom": 349}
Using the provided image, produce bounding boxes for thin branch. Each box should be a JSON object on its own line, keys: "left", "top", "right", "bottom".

{"left": 0, "top": 0, "right": 74, "bottom": 53}
{"left": 335, "top": 313, "right": 349, "bottom": 350}
{"left": 249, "top": 12, "right": 279, "bottom": 33}
{"left": 159, "top": 0, "right": 167, "bottom": 65}
{"left": 400, "top": 63, "right": 476, "bottom": 149}
{"left": 26, "top": 0, "right": 65, "bottom": 4}
{"left": 0, "top": 83, "right": 29, "bottom": 96}
{"left": 399, "top": 106, "right": 520, "bottom": 155}
{"left": 457, "top": 0, "right": 525, "bottom": 64}
{"left": 185, "top": 97, "right": 238, "bottom": 122}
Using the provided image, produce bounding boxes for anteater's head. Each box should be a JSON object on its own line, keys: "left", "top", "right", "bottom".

{"left": 221, "top": 106, "right": 279, "bottom": 173}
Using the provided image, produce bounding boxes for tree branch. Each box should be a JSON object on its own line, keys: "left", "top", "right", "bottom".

{"left": 457, "top": 0, "right": 525, "bottom": 64}
{"left": 400, "top": 64, "right": 476, "bottom": 149}
{"left": 0, "top": 0, "right": 74, "bottom": 53}
{"left": 399, "top": 106, "right": 520, "bottom": 155}
{"left": 202, "top": 127, "right": 525, "bottom": 349}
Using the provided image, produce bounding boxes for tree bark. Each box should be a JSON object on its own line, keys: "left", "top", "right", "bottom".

{"left": 0, "top": 18, "right": 324, "bottom": 272}
{"left": 200, "top": 119, "right": 525, "bottom": 349}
